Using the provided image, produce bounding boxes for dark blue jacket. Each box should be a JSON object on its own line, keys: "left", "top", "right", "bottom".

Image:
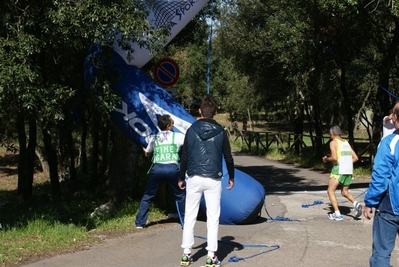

{"left": 179, "top": 118, "right": 234, "bottom": 181}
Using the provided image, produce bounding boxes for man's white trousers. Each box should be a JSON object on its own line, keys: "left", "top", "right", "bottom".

{"left": 181, "top": 175, "right": 222, "bottom": 256}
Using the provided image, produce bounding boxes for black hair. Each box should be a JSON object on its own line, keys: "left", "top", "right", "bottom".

{"left": 200, "top": 95, "right": 217, "bottom": 118}
{"left": 158, "top": 114, "right": 172, "bottom": 130}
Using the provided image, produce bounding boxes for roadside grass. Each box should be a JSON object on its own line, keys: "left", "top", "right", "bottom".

{"left": 0, "top": 219, "right": 89, "bottom": 265}
{"left": 0, "top": 181, "right": 169, "bottom": 266}
{"left": 353, "top": 166, "right": 372, "bottom": 178}
{"left": 0, "top": 193, "right": 167, "bottom": 266}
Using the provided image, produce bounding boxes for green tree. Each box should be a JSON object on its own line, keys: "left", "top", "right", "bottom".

{"left": 0, "top": 0, "right": 170, "bottom": 201}
{"left": 215, "top": 0, "right": 399, "bottom": 157}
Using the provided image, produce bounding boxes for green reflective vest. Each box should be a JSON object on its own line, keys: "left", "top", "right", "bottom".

{"left": 152, "top": 132, "right": 180, "bottom": 163}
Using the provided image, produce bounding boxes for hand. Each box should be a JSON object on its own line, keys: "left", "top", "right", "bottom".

{"left": 142, "top": 146, "right": 149, "bottom": 158}
{"left": 322, "top": 156, "right": 327, "bottom": 163}
{"left": 178, "top": 180, "right": 185, "bottom": 190}
{"left": 226, "top": 179, "right": 234, "bottom": 190}
{"left": 363, "top": 206, "right": 373, "bottom": 220}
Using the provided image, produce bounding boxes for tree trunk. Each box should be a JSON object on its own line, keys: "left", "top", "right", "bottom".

{"left": 304, "top": 101, "right": 314, "bottom": 147}
{"left": 339, "top": 65, "right": 355, "bottom": 148}
{"left": 91, "top": 117, "right": 100, "bottom": 185}
{"left": 293, "top": 99, "right": 304, "bottom": 156}
{"left": 35, "top": 146, "right": 50, "bottom": 178}
{"left": 107, "top": 124, "right": 138, "bottom": 204}
{"left": 41, "top": 123, "right": 60, "bottom": 195}
{"left": 66, "top": 126, "right": 77, "bottom": 182}
{"left": 16, "top": 112, "right": 27, "bottom": 200}
{"left": 309, "top": 89, "right": 324, "bottom": 157}
{"left": 247, "top": 109, "right": 253, "bottom": 131}
{"left": 16, "top": 114, "right": 37, "bottom": 201}
{"left": 25, "top": 119, "right": 37, "bottom": 199}
{"left": 81, "top": 116, "right": 88, "bottom": 174}
{"left": 100, "top": 122, "right": 109, "bottom": 182}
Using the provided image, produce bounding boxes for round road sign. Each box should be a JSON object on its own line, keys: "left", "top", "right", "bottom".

{"left": 153, "top": 58, "right": 180, "bottom": 87}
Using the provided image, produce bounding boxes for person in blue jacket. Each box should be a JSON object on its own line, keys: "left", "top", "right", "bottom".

{"left": 178, "top": 95, "right": 234, "bottom": 267}
{"left": 364, "top": 102, "right": 399, "bottom": 267}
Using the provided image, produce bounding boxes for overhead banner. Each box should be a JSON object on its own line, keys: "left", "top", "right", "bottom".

{"left": 113, "top": 0, "right": 210, "bottom": 68}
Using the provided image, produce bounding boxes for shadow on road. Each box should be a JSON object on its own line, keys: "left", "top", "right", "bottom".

{"left": 235, "top": 164, "right": 369, "bottom": 193}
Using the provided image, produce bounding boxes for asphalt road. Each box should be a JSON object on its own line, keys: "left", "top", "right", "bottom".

{"left": 21, "top": 151, "right": 398, "bottom": 267}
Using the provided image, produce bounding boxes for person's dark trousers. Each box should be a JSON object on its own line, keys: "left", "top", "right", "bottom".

{"left": 370, "top": 211, "right": 399, "bottom": 267}
{"left": 135, "top": 163, "right": 185, "bottom": 227}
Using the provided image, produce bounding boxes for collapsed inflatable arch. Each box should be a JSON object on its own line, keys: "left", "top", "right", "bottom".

{"left": 84, "top": 0, "right": 265, "bottom": 225}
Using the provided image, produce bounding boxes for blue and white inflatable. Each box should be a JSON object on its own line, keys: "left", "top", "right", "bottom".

{"left": 84, "top": 0, "right": 265, "bottom": 225}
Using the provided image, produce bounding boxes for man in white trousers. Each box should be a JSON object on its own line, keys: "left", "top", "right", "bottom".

{"left": 178, "top": 95, "right": 234, "bottom": 267}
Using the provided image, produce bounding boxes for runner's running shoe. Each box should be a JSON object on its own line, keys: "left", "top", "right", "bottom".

{"left": 353, "top": 202, "right": 363, "bottom": 218}
{"left": 328, "top": 213, "right": 343, "bottom": 221}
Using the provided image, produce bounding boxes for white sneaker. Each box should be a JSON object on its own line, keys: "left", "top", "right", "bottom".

{"left": 328, "top": 213, "right": 343, "bottom": 221}
{"left": 353, "top": 202, "right": 363, "bottom": 218}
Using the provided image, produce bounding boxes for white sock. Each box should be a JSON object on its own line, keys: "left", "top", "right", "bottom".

{"left": 335, "top": 211, "right": 341, "bottom": 216}
{"left": 353, "top": 201, "right": 358, "bottom": 208}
